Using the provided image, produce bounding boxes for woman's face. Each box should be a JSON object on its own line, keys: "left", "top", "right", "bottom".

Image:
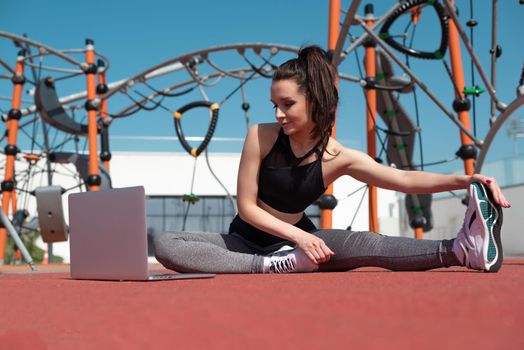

{"left": 270, "top": 79, "right": 314, "bottom": 137}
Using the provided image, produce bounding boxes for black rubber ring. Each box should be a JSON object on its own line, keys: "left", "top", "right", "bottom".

{"left": 174, "top": 101, "right": 219, "bottom": 157}
{"left": 379, "top": 0, "right": 449, "bottom": 60}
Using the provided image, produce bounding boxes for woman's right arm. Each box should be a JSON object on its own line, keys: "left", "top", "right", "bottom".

{"left": 236, "top": 124, "right": 334, "bottom": 263}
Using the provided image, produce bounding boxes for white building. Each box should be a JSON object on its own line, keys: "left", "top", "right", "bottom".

{"left": 3, "top": 151, "right": 522, "bottom": 263}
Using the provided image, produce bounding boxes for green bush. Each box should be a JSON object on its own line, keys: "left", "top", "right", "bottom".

{"left": 5, "top": 229, "right": 63, "bottom": 264}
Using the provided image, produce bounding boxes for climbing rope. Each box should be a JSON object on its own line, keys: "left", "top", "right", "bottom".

{"left": 181, "top": 156, "right": 198, "bottom": 231}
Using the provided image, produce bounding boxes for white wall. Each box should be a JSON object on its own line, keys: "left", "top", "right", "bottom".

{"left": 332, "top": 176, "right": 401, "bottom": 235}
{"left": 109, "top": 152, "right": 240, "bottom": 196}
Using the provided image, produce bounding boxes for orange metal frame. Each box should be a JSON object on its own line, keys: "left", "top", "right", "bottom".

{"left": 364, "top": 16, "right": 379, "bottom": 234}
{"left": 85, "top": 41, "right": 101, "bottom": 191}
{"left": 0, "top": 52, "right": 25, "bottom": 263}
{"left": 414, "top": 225, "right": 423, "bottom": 239}
{"left": 320, "top": 0, "right": 341, "bottom": 230}
{"left": 97, "top": 65, "right": 110, "bottom": 171}
{"left": 448, "top": 0, "right": 475, "bottom": 176}
{"left": 1, "top": 3, "right": 474, "bottom": 263}
{"left": 0, "top": 41, "right": 105, "bottom": 262}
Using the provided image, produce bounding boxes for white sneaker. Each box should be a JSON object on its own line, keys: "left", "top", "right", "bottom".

{"left": 264, "top": 246, "right": 319, "bottom": 273}
{"left": 453, "top": 182, "right": 503, "bottom": 272}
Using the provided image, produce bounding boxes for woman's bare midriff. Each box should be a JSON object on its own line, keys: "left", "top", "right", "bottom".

{"left": 257, "top": 198, "right": 304, "bottom": 225}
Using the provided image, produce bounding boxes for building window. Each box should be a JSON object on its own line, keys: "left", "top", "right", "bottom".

{"left": 147, "top": 195, "right": 237, "bottom": 235}
{"left": 146, "top": 195, "right": 237, "bottom": 256}
{"left": 146, "top": 195, "right": 320, "bottom": 255}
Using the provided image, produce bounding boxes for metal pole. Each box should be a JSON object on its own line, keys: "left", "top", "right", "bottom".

{"left": 448, "top": 0, "right": 475, "bottom": 176}
{"left": 490, "top": 0, "right": 499, "bottom": 123}
{"left": 84, "top": 39, "right": 101, "bottom": 192}
{"left": 363, "top": 4, "right": 379, "bottom": 234}
{"left": 0, "top": 207, "right": 36, "bottom": 271}
{"left": 331, "top": 0, "right": 362, "bottom": 67}
{"left": 320, "top": 0, "right": 341, "bottom": 230}
{"left": 0, "top": 50, "right": 26, "bottom": 264}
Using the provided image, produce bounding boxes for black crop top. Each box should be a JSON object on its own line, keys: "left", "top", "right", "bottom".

{"left": 258, "top": 128, "right": 326, "bottom": 213}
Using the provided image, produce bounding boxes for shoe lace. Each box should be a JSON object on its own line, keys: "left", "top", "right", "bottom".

{"left": 269, "top": 255, "right": 296, "bottom": 273}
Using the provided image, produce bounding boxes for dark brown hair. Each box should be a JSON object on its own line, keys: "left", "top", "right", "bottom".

{"left": 272, "top": 45, "right": 338, "bottom": 152}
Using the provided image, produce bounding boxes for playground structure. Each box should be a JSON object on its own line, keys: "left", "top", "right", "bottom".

{"left": 0, "top": 0, "right": 523, "bottom": 268}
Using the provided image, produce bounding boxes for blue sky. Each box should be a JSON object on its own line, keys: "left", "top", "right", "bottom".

{"left": 1, "top": 0, "right": 523, "bottom": 176}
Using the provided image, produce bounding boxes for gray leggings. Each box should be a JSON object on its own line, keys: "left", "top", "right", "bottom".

{"left": 153, "top": 230, "right": 460, "bottom": 274}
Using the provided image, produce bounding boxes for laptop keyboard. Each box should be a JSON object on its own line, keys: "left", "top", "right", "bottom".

{"left": 149, "top": 273, "right": 180, "bottom": 280}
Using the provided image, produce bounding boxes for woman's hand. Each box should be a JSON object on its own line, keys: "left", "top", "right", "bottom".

{"left": 295, "top": 232, "right": 335, "bottom": 265}
{"left": 469, "top": 174, "right": 511, "bottom": 208}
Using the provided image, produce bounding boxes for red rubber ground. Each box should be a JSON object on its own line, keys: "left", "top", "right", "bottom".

{"left": 1, "top": 260, "right": 523, "bottom": 349}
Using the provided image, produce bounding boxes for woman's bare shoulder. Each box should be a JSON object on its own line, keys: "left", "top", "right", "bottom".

{"left": 254, "top": 122, "right": 280, "bottom": 135}
{"left": 323, "top": 137, "right": 344, "bottom": 160}
{"left": 323, "top": 138, "right": 366, "bottom": 168}
{"left": 246, "top": 123, "right": 280, "bottom": 155}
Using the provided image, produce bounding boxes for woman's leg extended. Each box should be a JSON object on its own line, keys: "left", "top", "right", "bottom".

{"left": 153, "top": 232, "right": 264, "bottom": 274}
{"left": 314, "top": 230, "right": 461, "bottom": 272}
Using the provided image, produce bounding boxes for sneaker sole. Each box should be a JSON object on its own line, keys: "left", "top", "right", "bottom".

{"left": 471, "top": 182, "right": 503, "bottom": 272}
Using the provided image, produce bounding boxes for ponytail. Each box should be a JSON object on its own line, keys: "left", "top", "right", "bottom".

{"left": 272, "top": 45, "right": 338, "bottom": 152}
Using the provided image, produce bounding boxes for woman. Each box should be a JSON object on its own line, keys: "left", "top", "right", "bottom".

{"left": 154, "top": 46, "right": 510, "bottom": 274}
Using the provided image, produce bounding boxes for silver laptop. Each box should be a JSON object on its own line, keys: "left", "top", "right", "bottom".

{"left": 68, "top": 186, "right": 215, "bottom": 281}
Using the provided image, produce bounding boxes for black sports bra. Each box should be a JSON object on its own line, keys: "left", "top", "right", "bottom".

{"left": 258, "top": 128, "right": 326, "bottom": 213}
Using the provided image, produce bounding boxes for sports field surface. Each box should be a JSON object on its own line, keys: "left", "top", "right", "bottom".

{"left": 1, "top": 260, "right": 523, "bottom": 349}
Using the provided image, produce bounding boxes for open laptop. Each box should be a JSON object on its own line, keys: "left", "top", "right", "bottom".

{"left": 68, "top": 186, "right": 215, "bottom": 281}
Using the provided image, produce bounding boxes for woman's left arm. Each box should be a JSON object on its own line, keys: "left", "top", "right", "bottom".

{"left": 339, "top": 147, "right": 511, "bottom": 208}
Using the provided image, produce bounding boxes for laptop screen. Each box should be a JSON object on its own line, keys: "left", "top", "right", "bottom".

{"left": 68, "top": 186, "right": 149, "bottom": 280}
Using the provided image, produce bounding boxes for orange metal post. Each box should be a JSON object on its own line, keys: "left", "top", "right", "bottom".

{"left": 364, "top": 7, "right": 379, "bottom": 233}
{"left": 415, "top": 227, "right": 423, "bottom": 239}
{"left": 11, "top": 190, "right": 17, "bottom": 215}
{"left": 84, "top": 39, "right": 100, "bottom": 191}
{"left": 328, "top": 0, "right": 341, "bottom": 52}
{"left": 0, "top": 50, "right": 26, "bottom": 263}
{"left": 448, "top": 1, "right": 475, "bottom": 176}
{"left": 97, "top": 62, "right": 111, "bottom": 171}
{"left": 320, "top": 0, "right": 341, "bottom": 230}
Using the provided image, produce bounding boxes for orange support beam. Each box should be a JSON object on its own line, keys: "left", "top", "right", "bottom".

{"left": 97, "top": 60, "right": 111, "bottom": 172}
{"left": 415, "top": 227, "right": 423, "bottom": 240}
{"left": 448, "top": 0, "right": 475, "bottom": 176}
{"left": 320, "top": 0, "right": 340, "bottom": 230}
{"left": 0, "top": 50, "right": 26, "bottom": 263}
{"left": 364, "top": 5, "right": 379, "bottom": 233}
{"left": 84, "top": 39, "right": 101, "bottom": 191}
{"left": 328, "top": 0, "right": 341, "bottom": 52}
